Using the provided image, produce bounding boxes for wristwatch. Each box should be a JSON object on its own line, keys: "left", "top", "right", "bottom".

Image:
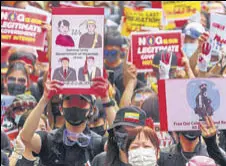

{"left": 103, "top": 99, "right": 115, "bottom": 108}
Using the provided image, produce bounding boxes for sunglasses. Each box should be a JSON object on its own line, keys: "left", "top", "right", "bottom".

{"left": 104, "top": 50, "right": 118, "bottom": 57}
{"left": 7, "top": 76, "right": 26, "bottom": 85}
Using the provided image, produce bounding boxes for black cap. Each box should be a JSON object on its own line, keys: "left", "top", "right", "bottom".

{"left": 109, "top": 106, "right": 146, "bottom": 131}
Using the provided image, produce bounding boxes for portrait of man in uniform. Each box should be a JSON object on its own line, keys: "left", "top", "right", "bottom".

{"left": 52, "top": 57, "right": 77, "bottom": 82}
{"left": 78, "top": 56, "right": 101, "bottom": 81}
{"left": 55, "top": 20, "right": 75, "bottom": 47}
{"left": 194, "top": 83, "right": 214, "bottom": 120}
{"left": 78, "top": 20, "right": 102, "bottom": 48}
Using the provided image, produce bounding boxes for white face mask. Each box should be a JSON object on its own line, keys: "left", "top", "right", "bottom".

{"left": 128, "top": 147, "right": 157, "bottom": 166}
{"left": 183, "top": 43, "right": 198, "bottom": 58}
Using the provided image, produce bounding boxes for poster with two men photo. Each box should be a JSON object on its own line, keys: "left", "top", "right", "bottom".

{"left": 51, "top": 7, "right": 104, "bottom": 94}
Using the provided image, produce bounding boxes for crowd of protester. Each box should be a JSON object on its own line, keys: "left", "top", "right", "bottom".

{"left": 1, "top": 1, "right": 226, "bottom": 166}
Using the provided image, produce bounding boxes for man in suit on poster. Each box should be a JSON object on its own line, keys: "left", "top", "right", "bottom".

{"left": 52, "top": 57, "right": 77, "bottom": 82}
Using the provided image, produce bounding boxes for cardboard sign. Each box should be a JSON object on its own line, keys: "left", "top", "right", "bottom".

{"left": 208, "top": 13, "right": 226, "bottom": 58}
{"left": 51, "top": 7, "right": 104, "bottom": 94}
{"left": 158, "top": 78, "right": 226, "bottom": 131}
{"left": 1, "top": 7, "right": 47, "bottom": 50}
{"left": 162, "top": 1, "right": 201, "bottom": 21}
{"left": 131, "top": 30, "right": 182, "bottom": 72}
{"left": 121, "top": 7, "right": 163, "bottom": 36}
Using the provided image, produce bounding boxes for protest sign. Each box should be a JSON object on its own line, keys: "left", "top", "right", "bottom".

{"left": 121, "top": 7, "right": 163, "bottom": 36}
{"left": 1, "top": 7, "right": 47, "bottom": 50}
{"left": 208, "top": 13, "right": 226, "bottom": 63}
{"left": 131, "top": 30, "right": 182, "bottom": 72}
{"left": 162, "top": 1, "right": 201, "bottom": 21}
{"left": 158, "top": 78, "right": 226, "bottom": 131}
{"left": 51, "top": 7, "right": 104, "bottom": 94}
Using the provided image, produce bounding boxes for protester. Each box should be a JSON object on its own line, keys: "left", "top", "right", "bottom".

{"left": 126, "top": 126, "right": 160, "bottom": 166}
{"left": 88, "top": 99, "right": 107, "bottom": 137}
{"left": 9, "top": 110, "right": 47, "bottom": 166}
{"left": 1, "top": 1, "right": 226, "bottom": 166}
{"left": 3, "top": 63, "right": 29, "bottom": 96}
{"left": 92, "top": 106, "right": 147, "bottom": 166}
{"left": 3, "top": 94, "right": 37, "bottom": 132}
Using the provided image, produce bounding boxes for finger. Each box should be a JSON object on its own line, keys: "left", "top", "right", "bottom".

{"left": 51, "top": 80, "right": 64, "bottom": 86}
{"left": 50, "top": 84, "right": 63, "bottom": 90}
{"left": 205, "top": 116, "right": 211, "bottom": 127}
{"left": 92, "top": 82, "right": 108, "bottom": 89}
{"left": 199, "top": 123, "right": 208, "bottom": 137}
{"left": 92, "top": 77, "right": 107, "bottom": 83}
{"left": 208, "top": 116, "right": 215, "bottom": 128}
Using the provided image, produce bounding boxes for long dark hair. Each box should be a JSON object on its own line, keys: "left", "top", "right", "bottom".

{"left": 105, "top": 130, "right": 121, "bottom": 166}
{"left": 6, "top": 62, "right": 28, "bottom": 80}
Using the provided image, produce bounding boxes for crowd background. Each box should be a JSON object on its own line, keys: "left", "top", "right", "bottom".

{"left": 1, "top": 1, "right": 226, "bottom": 166}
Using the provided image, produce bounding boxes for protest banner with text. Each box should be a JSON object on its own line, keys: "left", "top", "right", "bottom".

{"left": 131, "top": 30, "right": 182, "bottom": 72}
{"left": 1, "top": 7, "right": 47, "bottom": 50}
{"left": 158, "top": 78, "right": 226, "bottom": 131}
{"left": 51, "top": 7, "right": 104, "bottom": 94}
{"left": 121, "top": 7, "right": 163, "bottom": 37}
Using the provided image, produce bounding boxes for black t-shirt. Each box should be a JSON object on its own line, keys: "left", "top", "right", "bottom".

{"left": 34, "top": 126, "right": 103, "bottom": 166}
{"left": 1, "top": 131, "right": 12, "bottom": 155}
{"left": 15, "top": 156, "right": 44, "bottom": 166}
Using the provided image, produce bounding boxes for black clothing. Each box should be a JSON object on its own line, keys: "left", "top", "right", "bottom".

{"left": 204, "top": 135, "right": 226, "bottom": 166}
{"left": 15, "top": 156, "right": 44, "bottom": 166}
{"left": 1, "top": 131, "right": 12, "bottom": 155}
{"left": 158, "top": 142, "right": 209, "bottom": 166}
{"left": 33, "top": 126, "right": 103, "bottom": 166}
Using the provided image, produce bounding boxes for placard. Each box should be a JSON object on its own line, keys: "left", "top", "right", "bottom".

{"left": 158, "top": 78, "right": 226, "bottom": 131}
{"left": 208, "top": 13, "right": 226, "bottom": 59}
{"left": 121, "top": 7, "right": 163, "bottom": 36}
{"left": 1, "top": 7, "right": 47, "bottom": 50}
{"left": 162, "top": 1, "right": 201, "bottom": 21}
{"left": 131, "top": 30, "right": 182, "bottom": 72}
{"left": 51, "top": 7, "right": 104, "bottom": 94}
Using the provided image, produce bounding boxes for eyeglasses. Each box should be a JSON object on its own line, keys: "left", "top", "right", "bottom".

{"left": 7, "top": 76, "right": 26, "bottom": 85}
{"left": 104, "top": 50, "right": 118, "bottom": 57}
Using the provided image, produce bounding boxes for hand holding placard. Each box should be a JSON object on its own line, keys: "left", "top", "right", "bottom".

{"left": 91, "top": 77, "right": 109, "bottom": 99}
{"left": 44, "top": 72, "right": 64, "bottom": 101}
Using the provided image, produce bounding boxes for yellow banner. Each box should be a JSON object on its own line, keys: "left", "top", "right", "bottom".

{"left": 121, "top": 7, "right": 162, "bottom": 36}
{"left": 162, "top": 1, "right": 201, "bottom": 21}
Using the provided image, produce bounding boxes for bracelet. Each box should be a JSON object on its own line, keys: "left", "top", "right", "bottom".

{"left": 11, "top": 152, "right": 22, "bottom": 160}
{"left": 103, "top": 99, "right": 115, "bottom": 108}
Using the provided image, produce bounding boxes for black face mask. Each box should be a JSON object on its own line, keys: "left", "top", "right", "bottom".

{"left": 90, "top": 125, "right": 106, "bottom": 136}
{"left": 7, "top": 83, "right": 26, "bottom": 96}
{"left": 181, "top": 131, "right": 201, "bottom": 141}
{"left": 63, "top": 107, "right": 89, "bottom": 126}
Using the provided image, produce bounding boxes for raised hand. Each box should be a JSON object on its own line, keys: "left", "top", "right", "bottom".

{"left": 44, "top": 72, "right": 64, "bottom": 101}
{"left": 159, "top": 52, "right": 172, "bottom": 79}
{"left": 199, "top": 116, "right": 217, "bottom": 138}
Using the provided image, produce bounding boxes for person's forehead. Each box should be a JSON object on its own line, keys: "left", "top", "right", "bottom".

{"left": 8, "top": 71, "right": 27, "bottom": 78}
{"left": 63, "top": 95, "right": 90, "bottom": 107}
{"left": 105, "top": 45, "right": 120, "bottom": 50}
